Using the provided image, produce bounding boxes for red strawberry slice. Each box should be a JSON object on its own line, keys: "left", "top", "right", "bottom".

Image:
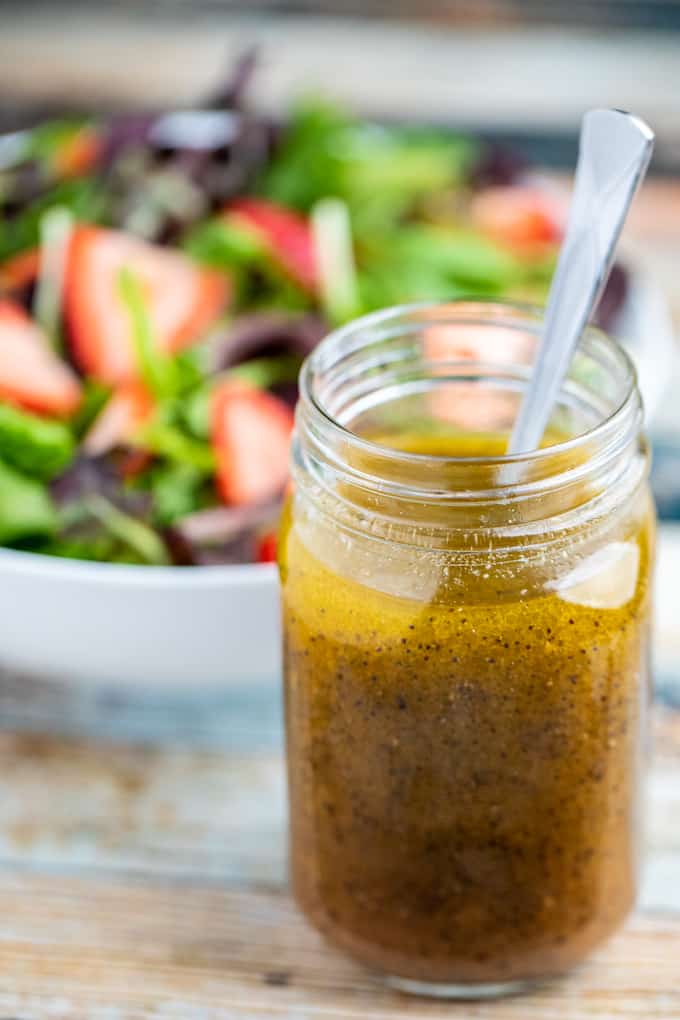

{"left": 424, "top": 320, "right": 534, "bottom": 430}
{"left": 212, "top": 379, "right": 294, "bottom": 506}
{"left": 0, "top": 299, "right": 81, "bottom": 416}
{"left": 470, "top": 186, "right": 563, "bottom": 252}
{"left": 256, "top": 530, "right": 278, "bottom": 563}
{"left": 83, "top": 382, "right": 154, "bottom": 457}
{"left": 225, "top": 198, "right": 317, "bottom": 291}
{"left": 65, "top": 226, "right": 230, "bottom": 384}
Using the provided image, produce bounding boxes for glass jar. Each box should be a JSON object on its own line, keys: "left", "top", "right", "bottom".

{"left": 280, "top": 301, "right": 654, "bottom": 998}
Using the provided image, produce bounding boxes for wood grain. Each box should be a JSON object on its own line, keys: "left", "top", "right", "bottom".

{"left": 0, "top": 707, "right": 676, "bottom": 892}
{"left": 0, "top": 694, "right": 677, "bottom": 1017}
{"left": 0, "top": 879, "right": 677, "bottom": 1018}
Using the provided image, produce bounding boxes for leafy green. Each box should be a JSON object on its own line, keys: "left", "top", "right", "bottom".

{"left": 83, "top": 494, "right": 169, "bottom": 565}
{"left": 356, "top": 226, "right": 526, "bottom": 311}
{"left": 369, "top": 226, "right": 522, "bottom": 286}
{"left": 0, "top": 458, "right": 57, "bottom": 542}
{"left": 241, "top": 275, "right": 312, "bottom": 315}
{"left": 230, "top": 354, "right": 302, "bottom": 389}
{"left": 259, "top": 100, "right": 476, "bottom": 229}
{"left": 0, "top": 403, "right": 75, "bottom": 480}
{"left": 137, "top": 419, "right": 215, "bottom": 472}
{"left": 181, "top": 388, "right": 212, "bottom": 440}
{"left": 70, "top": 380, "right": 112, "bottom": 439}
{"left": 342, "top": 130, "right": 475, "bottom": 235}
{"left": 0, "top": 177, "right": 107, "bottom": 262}
{"left": 24, "top": 491, "right": 168, "bottom": 565}
{"left": 259, "top": 101, "right": 352, "bottom": 210}
{"left": 184, "top": 219, "right": 265, "bottom": 270}
{"left": 172, "top": 345, "right": 211, "bottom": 393}
{"left": 118, "top": 267, "right": 179, "bottom": 399}
{"left": 24, "top": 535, "right": 140, "bottom": 563}
{"left": 151, "top": 462, "right": 207, "bottom": 525}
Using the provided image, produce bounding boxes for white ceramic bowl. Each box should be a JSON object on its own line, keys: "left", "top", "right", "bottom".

{"left": 0, "top": 549, "right": 279, "bottom": 687}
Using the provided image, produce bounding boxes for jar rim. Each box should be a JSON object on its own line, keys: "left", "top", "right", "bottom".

{"left": 295, "top": 299, "right": 647, "bottom": 549}
{"left": 300, "top": 298, "right": 641, "bottom": 470}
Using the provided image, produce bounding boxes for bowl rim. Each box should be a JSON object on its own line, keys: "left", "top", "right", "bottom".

{"left": 0, "top": 544, "right": 277, "bottom": 587}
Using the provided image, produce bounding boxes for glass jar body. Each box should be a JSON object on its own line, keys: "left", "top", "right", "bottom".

{"left": 280, "top": 302, "right": 654, "bottom": 995}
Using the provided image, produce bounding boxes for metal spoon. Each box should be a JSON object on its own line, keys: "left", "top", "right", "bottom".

{"left": 507, "top": 109, "right": 654, "bottom": 455}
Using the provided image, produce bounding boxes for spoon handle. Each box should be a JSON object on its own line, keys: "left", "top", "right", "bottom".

{"left": 507, "top": 109, "right": 654, "bottom": 455}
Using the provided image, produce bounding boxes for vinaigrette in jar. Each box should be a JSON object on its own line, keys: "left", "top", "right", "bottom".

{"left": 280, "top": 302, "right": 653, "bottom": 997}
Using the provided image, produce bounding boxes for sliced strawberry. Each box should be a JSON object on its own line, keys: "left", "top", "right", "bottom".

{"left": 83, "top": 382, "right": 154, "bottom": 457}
{"left": 65, "top": 226, "right": 230, "bottom": 384}
{"left": 212, "top": 379, "right": 294, "bottom": 506}
{"left": 470, "top": 186, "right": 563, "bottom": 252}
{"left": 256, "top": 530, "right": 278, "bottom": 563}
{"left": 225, "top": 198, "right": 317, "bottom": 291}
{"left": 0, "top": 248, "right": 40, "bottom": 293}
{"left": 425, "top": 321, "right": 533, "bottom": 430}
{"left": 425, "top": 321, "right": 534, "bottom": 366}
{"left": 0, "top": 299, "right": 81, "bottom": 416}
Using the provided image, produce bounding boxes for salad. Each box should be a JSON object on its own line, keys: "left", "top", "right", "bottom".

{"left": 0, "top": 55, "right": 626, "bottom": 566}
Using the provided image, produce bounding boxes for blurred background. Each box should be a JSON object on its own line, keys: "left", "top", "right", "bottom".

{"left": 3, "top": 3, "right": 680, "bottom": 158}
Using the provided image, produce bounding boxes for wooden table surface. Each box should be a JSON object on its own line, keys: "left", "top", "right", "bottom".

{"left": 0, "top": 666, "right": 678, "bottom": 1019}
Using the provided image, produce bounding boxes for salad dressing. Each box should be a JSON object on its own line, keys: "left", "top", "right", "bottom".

{"left": 283, "top": 297, "right": 652, "bottom": 995}
{"left": 282, "top": 393, "right": 653, "bottom": 988}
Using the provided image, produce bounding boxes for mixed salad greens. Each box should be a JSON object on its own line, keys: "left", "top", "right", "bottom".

{"left": 0, "top": 55, "right": 627, "bottom": 566}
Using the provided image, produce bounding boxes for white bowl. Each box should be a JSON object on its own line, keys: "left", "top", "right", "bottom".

{"left": 0, "top": 548, "right": 279, "bottom": 687}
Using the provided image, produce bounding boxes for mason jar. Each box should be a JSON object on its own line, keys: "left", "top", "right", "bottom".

{"left": 279, "top": 300, "right": 654, "bottom": 998}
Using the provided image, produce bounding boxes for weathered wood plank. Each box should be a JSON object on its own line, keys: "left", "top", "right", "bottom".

{"left": 0, "top": 662, "right": 676, "bottom": 1016}
{"left": 0, "top": 709, "right": 677, "bottom": 887}
{"left": 0, "top": 874, "right": 676, "bottom": 1019}
{"left": 0, "top": 670, "right": 284, "bottom": 749}
{"left": 0, "top": 732, "right": 286, "bottom": 886}
{"left": 0, "top": 711, "right": 677, "bottom": 900}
